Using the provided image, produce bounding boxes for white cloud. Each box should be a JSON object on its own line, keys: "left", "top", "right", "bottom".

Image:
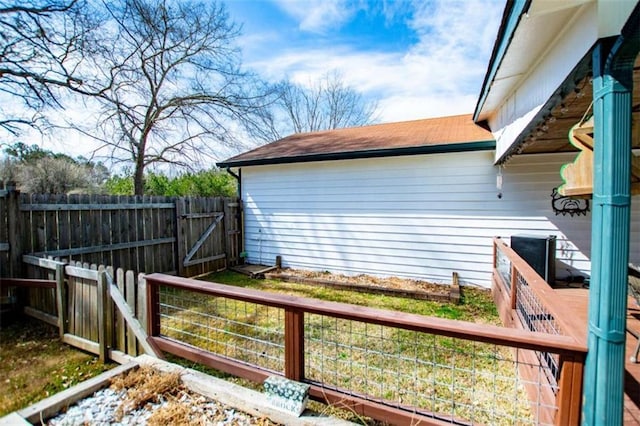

{"left": 244, "top": 0, "right": 504, "bottom": 123}
{"left": 4, "top": 0, "right": 505, "bottom": 161}
{"left": 270, "top": 0, "right": 356, "bottom": 33}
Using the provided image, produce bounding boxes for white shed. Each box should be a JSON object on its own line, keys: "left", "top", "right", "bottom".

{"left": 219, "top": 114, "right": 639, "bottom": 288}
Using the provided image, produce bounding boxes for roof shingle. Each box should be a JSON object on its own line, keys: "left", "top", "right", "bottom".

{"left": 218, "top": 114, "right": 495, "bottom": 167}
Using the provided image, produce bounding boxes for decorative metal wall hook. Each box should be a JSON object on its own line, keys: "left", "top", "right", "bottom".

{"left": 551, "top": 187, "right": 590, "bottom": 216}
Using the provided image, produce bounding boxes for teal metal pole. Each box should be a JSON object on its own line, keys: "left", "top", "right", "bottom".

{"left": 582, "top": 38, "right": 634, "bottom": 425}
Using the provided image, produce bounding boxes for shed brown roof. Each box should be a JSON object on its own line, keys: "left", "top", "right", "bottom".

{"left": 218, "top": 114, "right": 495, "bottom": 167}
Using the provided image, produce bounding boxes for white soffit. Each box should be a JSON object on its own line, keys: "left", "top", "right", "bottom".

{"left": 479, "top": 0, "right": 637, "bottom": 122}
{"left": 478, "top": 1, "right": 592, "bottom": 121}
{"left": 527, "top": 0, "right": 591, "bottom": 16}
{"left": 597, "top": 0, "right": 639, "bottom": 37}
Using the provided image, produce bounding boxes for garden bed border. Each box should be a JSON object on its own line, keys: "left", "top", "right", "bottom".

{"left": 1, "top": 355, "right": 356, "bottom": 426}
{"left": 264, "top": 272, "right": 461, "bottom": 303}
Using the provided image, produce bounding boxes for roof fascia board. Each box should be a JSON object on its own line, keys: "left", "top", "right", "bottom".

{"left": 473, "top": 0, "right": 531, "bottom": 122}
{"left": 217, "top": 141, "right": 496, "bottom": 168}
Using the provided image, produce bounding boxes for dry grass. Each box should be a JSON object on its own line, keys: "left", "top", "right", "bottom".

{"left": 158, "top": 272, "right": 538, "bottom": 425}
{"left": 110, "top": 366, "right": 278, "bottom": 426}
{"left": 147, "top": 398, "right": 194, "bottom": 426}
{"left": 0, "top": 316, "right": 112, "bottom": 416}
{"left": 280, "top": 268, "right": 451, "bottom": 295}
{"left": 147, "top": 396, "right": 275, "bottom": 426}
{"left": 112, "top": 366, "right": 182, "bottom": 420}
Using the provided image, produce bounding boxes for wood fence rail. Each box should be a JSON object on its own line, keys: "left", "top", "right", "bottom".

{"left": 492, "top": 237, "right": 587, "bottom": 426}
{"left": 0, "top": 189, "right": 241, "bottom": 279}
{"left": 144, "top": 272, "right": 587, "bottom": 426}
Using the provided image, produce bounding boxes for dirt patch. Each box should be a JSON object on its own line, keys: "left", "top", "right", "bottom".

{"left": 265, "top": 268, "right": 460, "bottom": 303}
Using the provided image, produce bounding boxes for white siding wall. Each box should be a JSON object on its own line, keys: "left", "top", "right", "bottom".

{"left": 241, "top": 151, "right": 640, "bottom": 288}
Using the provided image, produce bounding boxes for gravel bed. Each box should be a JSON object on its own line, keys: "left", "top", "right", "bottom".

{"left": 47, "top": 382, "right": 271, "bottom": 425}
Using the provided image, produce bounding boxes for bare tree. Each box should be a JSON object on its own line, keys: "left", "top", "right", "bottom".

{"left": 0, "top": 0, "right": 97, "bottom": 134}
{"left": 79, "top": 0, "right": 267, "bottom": 195}
{"left": 250, "top": 71, "right": 379, "bottom": 143}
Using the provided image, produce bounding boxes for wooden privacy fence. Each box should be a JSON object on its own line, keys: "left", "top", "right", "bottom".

{"left": 5, "top": 255, "right": 161, "bottom": 364}
{"left": 144, "top": 273, "right": 587, "bottom": 426}
{"left": 0, "top": 189, "right": 241, "bottom": 279}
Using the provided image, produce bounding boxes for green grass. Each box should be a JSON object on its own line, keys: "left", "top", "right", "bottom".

{"left": 160, "top": 271, "right": 534, "bottom": 425}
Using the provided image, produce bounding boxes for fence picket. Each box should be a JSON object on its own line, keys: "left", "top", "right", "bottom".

{"left": 55, "top": 263, "right": 66, "bottom": 338}
{"left": 68, "top": 270, "right": 76, "bottom": 335}
{"left": 125, "top": 270, "right": 136, "bottom": 355}
{"left": 7, "top": 194, "right": 239, "bottom": 279}
{"left": 57, "top": 194, "right": 70, "bottom": 256}
{"left": 96, "top": 269, "right": 107, "bottom": 363}
{"left": 88, "top": 264, "right": 97, "bottom": 343}
{"left": 105, "top": 266, "right": 115, "bottom": 350}
{"left": 116, "top": 268, "right": 126, "bottom": 352}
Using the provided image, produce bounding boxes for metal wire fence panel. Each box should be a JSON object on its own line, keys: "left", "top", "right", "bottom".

{"left": 515, "top": 272, "right": 561, "bottom": 336}
{"left": 145, "top": 273, "right": 585, "bottom": 425}
{"left": 303, "top": 313, "right": 555, "bottom": 425}
{"left": 158, "top": 286, "right": 286, "bottom": 373}
{"left": 514, "top": 271, "right": 561, "bottom": 385}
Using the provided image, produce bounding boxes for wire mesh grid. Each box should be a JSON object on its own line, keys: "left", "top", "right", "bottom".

{"left": 304, "top": 314, "right": 558, "bottom": 425}
{"left": 514, "top": 272, "right": 561, "bottom": 336}
{"left": 158, "top": 286, "right": 286, "bottom": 373}
{"left": 496, "top": 248, "right": 512, "bottom": 292}
{"left": 514, "top": 271, "right": 561, "bottom": 385}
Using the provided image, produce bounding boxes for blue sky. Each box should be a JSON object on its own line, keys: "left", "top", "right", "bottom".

{"left": 226, "top": 0, "right": 505, "bottom": 123}
{"left": 8, "top": 0, "right": 506, "bottom": 163}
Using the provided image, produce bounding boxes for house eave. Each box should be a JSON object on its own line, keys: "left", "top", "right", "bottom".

{"left": 217, "top": 141, "right": 496, "bottom": 168}
{"left": 473, "top": 0, "right": 531, "bottom": 122}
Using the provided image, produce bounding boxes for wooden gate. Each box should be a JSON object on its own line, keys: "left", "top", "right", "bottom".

{"left": 0, "top": 191, "right": 241, "bottom": 279}
{"left": 175, "top": 197, "right": 241, "bottom": 277}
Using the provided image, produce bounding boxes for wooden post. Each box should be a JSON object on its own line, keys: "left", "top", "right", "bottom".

{"left": 284, "top": 308, "right": 305, "bottom": 381}
{"left": 105, "top": 266, "right": 114, "bottom": 353}
{"left": 137, "top": 274, "right": 163, "bottom": 358}
{"left": 54, "top": 263, "right": 66, "bottom": 339}
{"left": 146, "top": 278, "right": 160, "bottom": 337}
{"left": 6, "top": 187, "right": 22, "bottom": 278}
{"left": 137, "top": 274, "right": 147, "bottom": 334}
{"left": 510, "top": 263, "right": 518, "bottom": 310}
{"left": 224, "top": 198, "right": 232, "bottom": 267}
{"left": 555, "top": 354, "right": 584, "bottom": 425}
{"left": 492, "top": 237, "right": 499, "bottom": 270}
{"left": 96, "top": 270, "right": 108, "bottom": 363}
{"left": 175, "top": 198, "right": 185, "bottom": 277}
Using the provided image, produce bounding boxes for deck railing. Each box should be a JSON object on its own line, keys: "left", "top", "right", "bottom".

{"left": 145, "top": 272, "right": 587, "bottom": 425}
{"left": 492, "top": 237, "right": 587, "bottom": 425}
